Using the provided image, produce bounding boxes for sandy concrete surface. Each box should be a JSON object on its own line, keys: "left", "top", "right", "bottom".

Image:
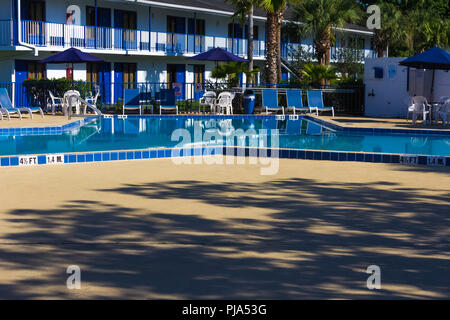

{"left": 316, "top": 115, "right": 450, "bottom": 131}
{"left": 0, "top": 158, "right": 449, "bottom": 299}
{"left": 0, "top": 115, "right": 81, "bottom": 128}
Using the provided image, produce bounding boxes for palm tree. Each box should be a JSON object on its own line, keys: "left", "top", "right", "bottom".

{"left": 301, "top": 63, "right": 337, "bottom": 86}
{"left": 228, "top": 0, "right": 261, "bottom": 84}
{"left": 373, "top": 2, "right": 403, "bottom": 58}
{"left": 262, "top": 0, "right": 288, "bottom": 85}
{"left": 292, "top": 0, "right": 361, "bottom": 66}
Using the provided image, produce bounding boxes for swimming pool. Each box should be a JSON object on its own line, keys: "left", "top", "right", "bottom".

{"left": 1, "top": 116, "right": 449, "bottom": 157}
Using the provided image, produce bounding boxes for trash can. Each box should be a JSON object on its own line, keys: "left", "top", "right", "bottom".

{"left": 243, "top": 90, "right": 255, "bottom": 114}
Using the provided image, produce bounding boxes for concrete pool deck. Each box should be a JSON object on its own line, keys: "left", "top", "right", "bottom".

{"left": 316, "top": 115, "right": 450, "bottom": 131}
{"left": 0, "top": 158, "right": 448, "bottom": 299}
{"left": 0, "top": 115, "right": 83, "bottom": 128}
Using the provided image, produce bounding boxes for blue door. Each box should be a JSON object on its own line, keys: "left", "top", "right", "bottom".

{"left": 14, "top": 60, "right": 28, "bottom": 107}
{"left": 176, "top": 64, "right": 186, "bottom": 100}
{"left": 114, "top": 63, "right": 124, "bottom": 103}
{"left": 99, "top": 62, "right": 111, "bottom": 104}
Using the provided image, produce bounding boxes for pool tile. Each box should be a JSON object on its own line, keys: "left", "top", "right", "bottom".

{"left": 356, "top": 153, "right": 364, "bottom": 162}
{"left": 142, "top": 151, "right": 150, "bottom": 159}
{"left": 305, "top": 151, "right": 314, "bottom": 160}
{"left": 110, "top": 152, "right": 118, "bottom": 161}
{"left": 77, "top": 154, "right": 86, "bottom": 163}
{"left": 38, "top": 155, "right": 46, "bottom": 165}
{"left": 157, "top": 150, "right": 165, "bottom": 158}
{"left": 10, "top": 157, "right": 19, "bottom": 166}
{"left": 102, "top": 152, "right": 110, "bottom": 161}
{"left": 418, "top": 156, "right": 427, "bottom": 165}
{"left": 373, "top": 154, "right": 382, "bottom": 163}
{"left": 313, "top": 151, "right": 322, "bottom": 160}
{"left": 134, "top": 151, "right": 142, "bottom": 159}
{"left": 364, "top": 154, "right": 373, "bottom": 162}
{"left": 321, "top": 152, "right": 330, "bottom": 161}
{"left": 347, "top": 153, "right": 356, "bottom": 161}
{"left": 1, "top": 157, "right": 9, "bottom": 167}
{"left": 338, "top": 153, "right": 347, "bottom": 161}
{"left": 69, "top": 154, "right": 77, "bottom": 163}
{"left": 164, "top": 149, "right": 171, "bottom": 158}
{"left": 86, "top": 154, "right": 94, "bottom": 162}
{"left": 382, "top": 154, "right": 391, "bottom": 163}
{"left": 119, "top": 152, "right": 126, "bottom": 160}
{"left": 94, "top": 153, "right": 102, "bottom": 162}
{"left": 150, "top": 150, "right": 157, "bottom": 158}
{"left": 330, "top": 152, "right": 339, "bottom": 161}
{"left": 127, "top": 151, "right": 134, "bottom": 160}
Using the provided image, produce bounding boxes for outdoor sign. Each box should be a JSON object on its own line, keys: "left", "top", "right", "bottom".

{"left": 172, "top": 83, "right": 182, "bottom": 97}
{"left": 195, "top": 83, "right": 203, "bottom": 92}
{"left": 19, "top": 156, "right": 38, "bottom": 166}
{"left": 47, "top": 154, "right": 65, "bottom": 165}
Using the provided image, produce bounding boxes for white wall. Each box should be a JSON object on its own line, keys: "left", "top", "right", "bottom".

{"left": 364, "top": 57, "right": 450, "bottom": 117}
{"left": 364, "top": 57, "right": 411, "bottom": 117}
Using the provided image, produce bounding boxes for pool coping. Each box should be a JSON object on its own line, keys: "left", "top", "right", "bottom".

{"left": 1, "top": 115, "right": 449, "bottom": 168}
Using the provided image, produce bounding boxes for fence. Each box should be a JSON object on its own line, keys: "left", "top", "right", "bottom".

{"left": 0, "top": 81, "right": 365, "bottom": 115}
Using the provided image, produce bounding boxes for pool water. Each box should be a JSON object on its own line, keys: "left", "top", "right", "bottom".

{"left": 1, "top": 116, "right": 449, "bottom": 157}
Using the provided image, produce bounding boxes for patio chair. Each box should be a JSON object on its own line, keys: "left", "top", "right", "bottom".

{"left": 307, "top": 90, "right": 334, "bottom": 117}
{"left": 48, "top": 90, "right": 63, "bottom": 115}
{"left": 262, "top": 89, "right": 284, "bottom": 115}
{"left": 0, "top": 88, "right": 43, "bottom": 120}
{"left": 433, "top": 96, "right": 449, "bottom": 124}
{"left": 286, "top": 89, "right": 316, "bottom": 115}
{"left": 438, "top": 98, "right": 450, "bottom": 126}
{"left": 216, "top": 92, "right": 234, "bottom": 115}
{"left": 199, "top": 91, "right": 216, "bottom": 113}
{"left": 139, "top": 91, "right": 154, "bottom": 114}
{"left": 159, "top": 89, "right": 178, "bottom": 115}
{"left": 63, "top": 90, "right": 81, "bottom": 116}
{"left": 407, "top": 96, "right": 430, "bottom": 125}
{"left": 123, "top": 89, "right": 142, "bottom": 115}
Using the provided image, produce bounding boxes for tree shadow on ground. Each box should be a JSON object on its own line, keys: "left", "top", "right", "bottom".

{"left": 0, "top": 177, "right": 448, "bottom": 299}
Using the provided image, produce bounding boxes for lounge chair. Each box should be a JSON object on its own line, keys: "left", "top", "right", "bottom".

{"left": 159, "top": 89, "right": 178, "bottom": 115}
{"left": 262, "top": 89, "right": 284, "bottom": 115}
{"left": 123, "top": 89, "right": 142, "bottom": 115}
{"left": 307, "top": 90, "right": 335, "bottom": 117}
{"left": 286, "top": 89, "right": 316, "bottom": 114}
{"left": 0, "top": 88, "right": 43, "bottom": 120}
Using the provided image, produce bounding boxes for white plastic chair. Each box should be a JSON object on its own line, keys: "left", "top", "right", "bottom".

{"left": 216, "top": 92, "right": 234, "bottom": 115}
{"left": 438, "top": 99, "right": 450, "bottom": 126}
{"left": 63, "top": 90, "right": 81, "bottom": 115}
{"left": 84, "top": 91, "right": 100, "bottom": 114}
{"left": 199, "top": 91, "right": 216, "bottom": 113}
{"left": 48, "top": 91, "right": 64, "bottom": 115}
{"left": 433, "top": 96, "right": 450, "bottom": 124}
{"left": 407, "top": 96, "right": 430, "bottom": 125}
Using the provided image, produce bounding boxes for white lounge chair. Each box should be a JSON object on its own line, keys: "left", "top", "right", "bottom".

{"left": 0, "top": 88, "right": 42, "bottom": 120}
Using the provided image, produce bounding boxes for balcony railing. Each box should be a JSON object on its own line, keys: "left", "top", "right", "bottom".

{"left": 19, "top": 20, "right": 267, "bottom": 57}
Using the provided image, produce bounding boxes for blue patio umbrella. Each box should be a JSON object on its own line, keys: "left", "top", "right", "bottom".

{"left": 188, "top": 47, "right": 248, "bottom": 63}
{"left": 40, "top": 48, "right": 103, "bottom": 79}
{"left": 40, "top": 47, "right": 103, "bottom": 64}
{"left": 399, "top": 46, "right": 450, "bottom": 70}
{"left": 399, "top": 46, "right": 450, "bottom": 100}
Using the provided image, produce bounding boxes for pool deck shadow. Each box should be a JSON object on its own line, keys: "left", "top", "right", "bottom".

{"left": 0, "top": 160, "right": 448, "bottom": 299}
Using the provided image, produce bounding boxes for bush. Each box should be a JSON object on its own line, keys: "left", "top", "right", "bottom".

{"left": 23, "top": 78, "right": 93, "bottom": 108}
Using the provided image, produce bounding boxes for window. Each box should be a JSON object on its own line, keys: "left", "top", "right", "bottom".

{"left": 28, "top": 62, "right": 45, "bottom": 79}
{"left": 245, "top": 25, "right": 259, "bottom": 40}
{"left": 27, "top": 0, "right": 46, "bottom": 21}
{"left": 87, "top": 62, "right": 99, "bottom": 83}
{"left": 167, "top": 16, "right": 186, "bottom": 34}
{"left": 188, "top": 19, "right": 205, "bottom": 36}
{"left": 228, "top": 23, "right": 243, "bottom": 38}
{"left": 194, "top": 65, "right": 205, "bottom": 84}
{"left": 123, "top": 63, "right": 137, "bottom": 89}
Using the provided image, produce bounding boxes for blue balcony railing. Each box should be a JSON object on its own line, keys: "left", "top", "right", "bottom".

{"left": 19, "top": 20, "right": 267, "bottom": 57}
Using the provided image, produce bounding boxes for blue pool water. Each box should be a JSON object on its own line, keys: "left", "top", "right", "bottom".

{"left": 1, "top": 116, "right": 449, "bottom": 157}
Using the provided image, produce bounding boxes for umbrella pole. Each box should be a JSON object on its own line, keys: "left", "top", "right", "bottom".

{"left": 431, "top": 69, "right": 435, "bottom": 102}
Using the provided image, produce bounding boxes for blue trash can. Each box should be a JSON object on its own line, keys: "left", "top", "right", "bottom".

{"left": 243, "top": 91, "right": 255, "bottom": 114}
